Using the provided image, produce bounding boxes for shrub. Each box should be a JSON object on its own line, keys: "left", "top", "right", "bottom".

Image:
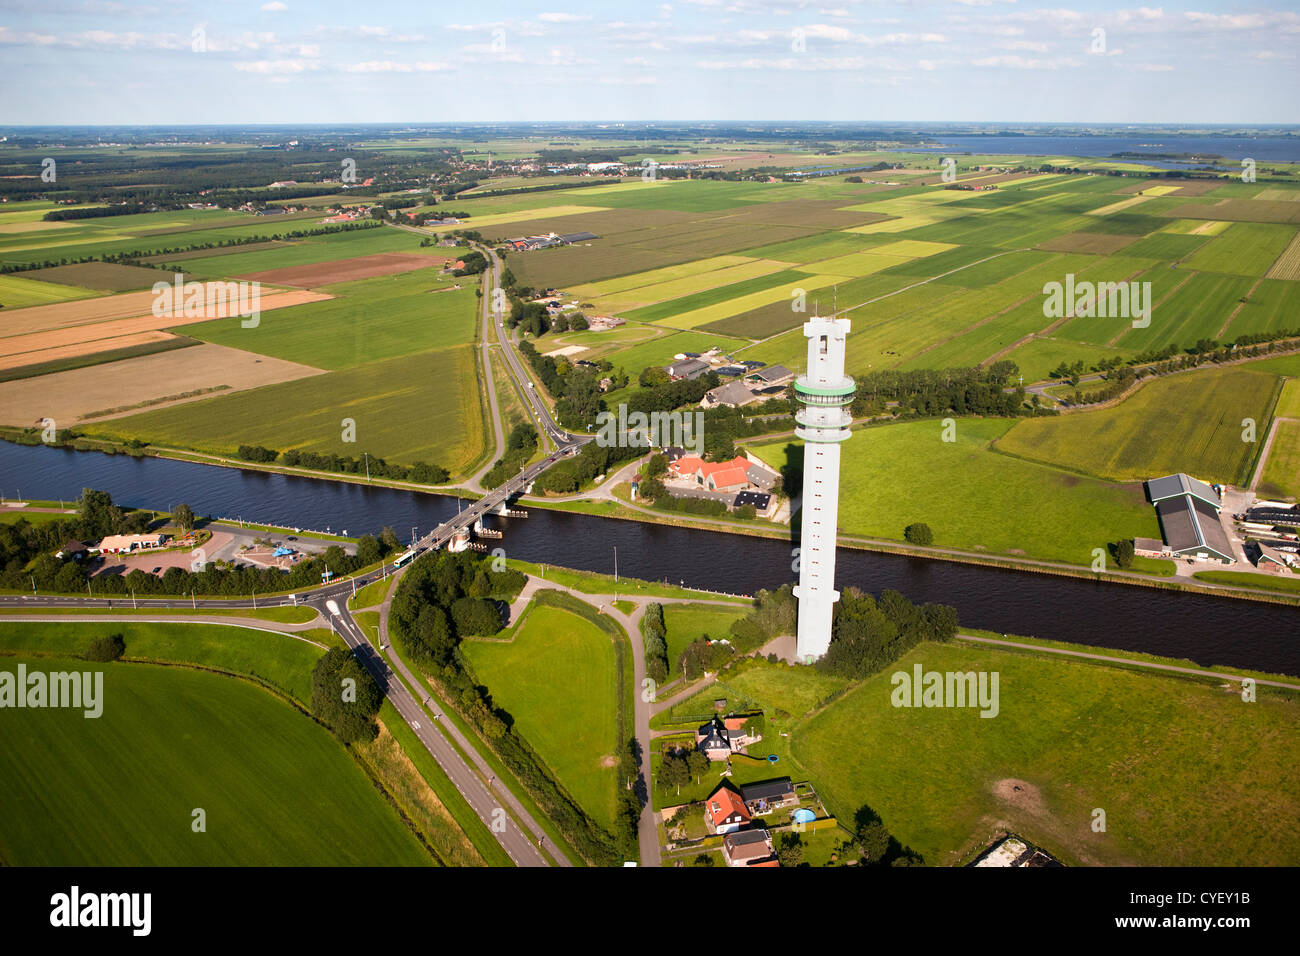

{"left": 83, "top": 633, "right": 125, "bottom": 662}
{"left": 904, "top": 523, "right": 933, "bottom": 546}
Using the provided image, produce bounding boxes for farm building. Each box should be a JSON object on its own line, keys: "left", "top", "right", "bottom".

{"left": 667, "top": 358, "right": 710, "bottom": 381}
{"left": 745, "top": 364, "right": 794, "bottom": 388}
{"left": 670, "top": 455, "right": 755, "bottom": 493}
{"left": 701, "top": 380, "right": 760, "bottom": 409}
{"left": 705, "top": 785, "right": 751, "bottom": 835}
{"left": 1254, "top": 542, "right": 1296, "bottom": 572}
{"left": 1145, "top": 473, "right": 1235, "bottom": 564}
{"left": 694, "top": 715, "right": 760, "bottom": 761}
{"left": 1133, "top": 536, "right": 1170, "bottom": 559}
{"left": 56, "top": 540, "right": 90, "bottom": 561}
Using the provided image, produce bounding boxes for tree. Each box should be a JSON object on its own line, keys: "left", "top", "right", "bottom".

{"left": 618, "top": 738, "right": 640, "bottom": 790}
{"left": 778, "top": 832, "right": 804, "bottom": 867}
{"left": 172, "top": 503, "right": 195, "bottom": 532}
{"left": 1114, "top": 538, "right": 1135, "bottom": 570}
{"left": 660, "top": 752, "right": 690, "bottom": 795}
{"left": 856, "top": 819, "right": 891, "bottom": 864}
{"left": 379, "top": 526, "right": 401, "bottom": 552}
{"left": 83, "top": 633, "right": 125, "bottom": 662}
{"left": 310, "top": 647, "right": 382, "bottom": 744}
{"left": 904, "top": 522, "right": 933, "bottom": 546}
{"left": 686, "top": 749, "right": 711, "bottom": 785}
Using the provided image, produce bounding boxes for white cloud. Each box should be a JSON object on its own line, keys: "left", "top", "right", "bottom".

{"left": 538, "top": 12, "right": 592, "bottom": 23}
{"left": 260, "top": 2, "right": 287, "bottom": 11}
{"left": 233, "top": 59, "right": 319, "bottom": 74}
{"left": 344, "top": 60, "right": 449, "bottom": 72}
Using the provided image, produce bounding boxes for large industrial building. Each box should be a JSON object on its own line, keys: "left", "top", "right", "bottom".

{"left": 792, "top": 314, "right": 855, "bottom": 662}
{"left": 1144, "top": 473, "right": 1235, "bottom": 564}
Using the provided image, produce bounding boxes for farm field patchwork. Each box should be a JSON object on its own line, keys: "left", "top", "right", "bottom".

{"left": 1179, "top": 222, "right": 1298, "bottom": 278}
{"left": 0, "top": 342, "right": 324, "bottom": 426}
{"left": 1258, "top": 419, "right": 1300, "bottom": 499}
{"left": 0, "top": 273, "right": 96, "bottom": 309}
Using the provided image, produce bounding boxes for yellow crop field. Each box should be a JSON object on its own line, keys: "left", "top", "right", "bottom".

{"left": 591, "top": 258, "right": 794, "bottom": 312}
{"left": 1265, "top": 230, "right": 1300, "bottom": 281}
{"left": 872, "top": 239, "right": 958, "bottom": 258}
{"left": 654, "top": 274, "right": 840, "bottom": 329}
{"left": 454, "top": 204, "right": 610, "bottom": 229}
{"left": 1087, "top": 195, "right": 1153, "bottom": 216}
{"left": 809, "top": 252, "right": 911, "bottom": 279}
{"left": 571, "top": 255, "right": 755, "bottom": 298}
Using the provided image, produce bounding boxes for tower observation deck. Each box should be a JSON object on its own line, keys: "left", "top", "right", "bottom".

{"left": 792, "top": 314, "right": 854, "bottom": 663}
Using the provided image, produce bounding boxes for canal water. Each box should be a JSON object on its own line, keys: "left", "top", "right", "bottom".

{"left": 2, "top": 442, "right": 1296, "bottom": 676}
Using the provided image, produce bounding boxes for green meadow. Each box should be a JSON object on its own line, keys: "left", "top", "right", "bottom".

{"left": 0, "top": 653, "right": 431, "bottom": 866}
{"left": 751, "top": 417, "right": 1160, "bottom": 567}
{"left": 461, "top": 603, "right": 622, "bottom": 831}
{"left": 792, "top": 641, "right": 1300, "bottom": 866}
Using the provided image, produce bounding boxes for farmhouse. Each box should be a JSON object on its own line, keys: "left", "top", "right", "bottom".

{"left": 705, "top": 785, "right": 751, "bottom": 834}
{"left": 701, "top": 380, "right": 760, "bottom": 409}
{"left": 670, "top": 455, "right": 755, "bottom": 493}
{"left": 1145, "top": 473, "right": 1235, "bottom": 564}
{"left": 96, "top": 533, "right": 167, "bottom": 554}
{"left": 56, "top": 540, "right": 90, "bottom": 561}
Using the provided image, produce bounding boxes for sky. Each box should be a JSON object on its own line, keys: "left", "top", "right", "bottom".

{"left": 1, "top": 0, "right": 1297, "bottom": 126}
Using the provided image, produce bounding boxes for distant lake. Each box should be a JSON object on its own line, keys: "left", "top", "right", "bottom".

{"left": 905, "top": 134, "right": 1300, "bottom": 167}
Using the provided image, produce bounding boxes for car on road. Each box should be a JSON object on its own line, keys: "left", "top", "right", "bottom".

{"left": 152, "top": 567, "right": 162, "bottom": 574}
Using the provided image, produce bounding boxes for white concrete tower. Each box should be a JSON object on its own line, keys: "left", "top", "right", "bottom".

{"left": 793, "top": 313, "right": 854, "bottom": 663}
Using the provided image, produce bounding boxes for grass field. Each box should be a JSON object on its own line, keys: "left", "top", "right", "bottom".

{"left": 751, "top": 418, "right": 1161, "bottom": 566}
{"left": 81, "top": 345, "right": 486, "bottom": 473}
{"left": 0, "top": 652, "right": 431, "bottom": 865}
{"left": 661, "top": 603, "right": 749, "bottom": 681}
{"left": 1180, "top": 222, "right": 1297, "bottom": 277}
{"left": 181, "top": 270, "right": 477, "bottom": 369}
{"left": 792, "top": 640, "right": 1300, "bottom": 866}
{"left": 0, "top": 273, "right": 97, "bottom": 309}
{"left": 461, "top": 603, "right": 620, "bottom": 830}
{"left": 995, "top": 366, "right": 1281, "bottom": 485}
{"left": 1258, "top": 418, "right": 1300, "bottom": 499}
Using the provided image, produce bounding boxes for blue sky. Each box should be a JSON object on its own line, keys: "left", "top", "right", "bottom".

{"left": 1, "top": 1, "right": 1297, "bottom": 125}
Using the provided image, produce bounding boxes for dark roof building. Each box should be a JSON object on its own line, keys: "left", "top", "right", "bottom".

{"left": 722, "top": 828, "right": 776, "bottom": 867}
{"left": 1146, "top": 473, "right": 1234, "bottom": 564}
{"left": 747, "top": 363, "right": 793, "bottom": 386}
{"left": 668, "top": 358, "right": 710, "bottom": 381}
{"left": 1147, "top": 473, "right": 1221, "bottom": 508}
{"left": 733, "top": 490, "right": 772, "bottom": 511}
{"left": 739, "top": 778, "right": 797, "bottom": 814}
{"left": 558, "top": 231, "right": 599, "bottom": 243}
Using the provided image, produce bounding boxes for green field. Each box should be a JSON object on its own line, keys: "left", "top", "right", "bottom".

{"left": 792, "top": 640, "right": 1300, "bottom": 866}
{"left": 461, "top": 603, "right": 620, "bottom": 830}
{"left": 82, "top": 345, "right": 486, "bottom": 473}
{"left": 182, "top": 270, "right": 477, "bottom": 369}
{"left": 995, "top": 365, "right": 1281, "bottom": 485}
{"left": 0, "top": 273, "right": 98, "bottom": 308}
{"left": 752, "top": 418, "right": 1161, "bottom": 567}
{"left": 1179, "top": 222, "right": 1297, "bottom": 278}
{"left": 0, "top": 653, "right": 431, "bottom": 865}
{"left": 1259, "top": 418, "right": 1300, "bottom": 499}
{"left": 662, "top": 603, "right": 749, "bottom": 680}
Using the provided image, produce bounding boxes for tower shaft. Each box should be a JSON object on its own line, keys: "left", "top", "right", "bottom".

{"left": 793, "top": 315, "right": 854, "bottom": 663}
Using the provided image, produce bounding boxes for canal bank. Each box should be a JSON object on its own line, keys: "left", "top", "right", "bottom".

{"left": 2, "top": 440, "right": 1297, "bottom": 676}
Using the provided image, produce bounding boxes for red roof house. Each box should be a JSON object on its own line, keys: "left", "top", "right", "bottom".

{"left": 705, "top": 785, "right": 751, "bottom": 835}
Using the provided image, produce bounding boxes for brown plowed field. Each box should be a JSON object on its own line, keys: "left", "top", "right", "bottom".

{"left": 0, "top": 288, "right": 330, "bottom": 361}
{"left": 237, "top": 252, "right": 449, "bottom": 288}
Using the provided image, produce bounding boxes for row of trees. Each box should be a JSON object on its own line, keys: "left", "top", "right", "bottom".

{"left": 236, "top": 445, "right": 449, "bottom": 485}
{"left": 819, "top": 587, "right": 959, "bottom": 680}
{"left": 641, "top": 603, "right": 670, "bottom": 683}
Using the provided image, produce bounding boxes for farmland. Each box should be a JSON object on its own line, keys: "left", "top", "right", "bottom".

{"left": 461, "top": 603, "right": 621, "bottom": 831}
{"left": 0, "top": 652, "right": 431, "bottom": 866}
{"left": 792, "top": 640, "right": 1300, "bottom": 866}
{"left": 750, "top": 418, "right": 1161, "bottom": 567}
{"left": 994, "top": 365, "right": 1282, "bottom": 485}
